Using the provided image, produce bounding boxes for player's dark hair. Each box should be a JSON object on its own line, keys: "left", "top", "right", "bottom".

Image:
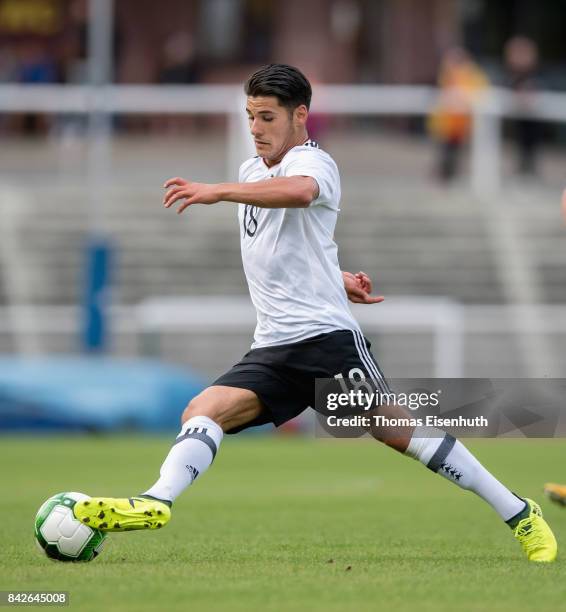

{"left": 244, "top": 64, "right": 312, "bottom": 111}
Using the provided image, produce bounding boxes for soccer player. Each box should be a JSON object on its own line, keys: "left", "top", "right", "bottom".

{"left": 75, "top": 64, "right": 557, "bottom": 562}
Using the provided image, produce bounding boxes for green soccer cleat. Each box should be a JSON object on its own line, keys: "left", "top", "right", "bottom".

{"left": 513, "top": 498, "right": 557, "bottom": 562}
{"left": 73, "top": 496, "right": 171, "bottom": 532}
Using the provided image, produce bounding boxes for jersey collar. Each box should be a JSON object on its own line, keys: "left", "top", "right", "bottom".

{"left": 261, "top": 138, "right": 318, "bottom": 168}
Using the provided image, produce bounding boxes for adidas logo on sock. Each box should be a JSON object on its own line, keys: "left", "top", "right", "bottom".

{"left": 185, "top": 465, "right": 200, "bottom": 482}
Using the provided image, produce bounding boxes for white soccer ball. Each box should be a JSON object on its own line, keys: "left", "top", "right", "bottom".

{"left": 34, "top": 492, "right": 107, "bottom": 562}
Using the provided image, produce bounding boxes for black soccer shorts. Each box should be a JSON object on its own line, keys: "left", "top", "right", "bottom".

{"left": 212, "top": 329, "right": 391, "bottom": 434}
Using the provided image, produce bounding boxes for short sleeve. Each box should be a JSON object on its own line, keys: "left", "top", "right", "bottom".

{"left": 283, "top": 149, "right": 340, "bottom": 208}
{"left": 239, "top": 157, "right": 258, "bottom": 183}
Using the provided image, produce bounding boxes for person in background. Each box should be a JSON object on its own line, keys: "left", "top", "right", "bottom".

{"left": 504, "top": 36, "right": 543, "bottom": 177}
{"left": 0, "top": 46, "right": 18, "bottom": 82}
{"left": 428, "top": 47, "right": 489, "bottom": 182}
{"left": 154, "top": 31, "right": 201, "bottom": 135}
{"left": 157, "top": 31, "right": 200, "bottom": 85}
{"left": 17, "top": 41, "right": 59, "bottom": 136}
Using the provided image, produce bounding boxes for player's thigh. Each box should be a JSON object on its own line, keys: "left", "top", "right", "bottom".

{"left": 327, "top": 330, "right": 390, "bottom": 393}
{"left": 182, "top": 385, "right": 263, "bottom": 432}
{"left": 326, "top": 331, "right": 415, "bottom": 449}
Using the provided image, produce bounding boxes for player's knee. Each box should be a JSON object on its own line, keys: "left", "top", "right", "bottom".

{"left": 181, "top": 395, "right": 221, "bottom": 426}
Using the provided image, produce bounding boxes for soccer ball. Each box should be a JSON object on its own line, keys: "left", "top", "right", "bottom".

{"left": 34, "top": 492, "right": 107, "bottom": 562}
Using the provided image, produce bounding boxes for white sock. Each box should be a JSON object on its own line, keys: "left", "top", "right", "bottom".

{"left": 405, "top": 427, "right": 525, "bottom": 522}
{"left": 143, "top": 416, "right": 223, "bottom": 503}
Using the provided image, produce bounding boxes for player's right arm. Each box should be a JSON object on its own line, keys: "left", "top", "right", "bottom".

{"left": 162, "top": 176, "right": 318, "bottom": 214}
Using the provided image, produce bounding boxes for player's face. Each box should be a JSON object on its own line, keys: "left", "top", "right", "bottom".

{"left": 246, "top": 96, "right": 307, "bottom": 165}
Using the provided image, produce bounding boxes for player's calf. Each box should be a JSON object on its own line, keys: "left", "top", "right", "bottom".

{"left": 400, "top": 425, "right": 557, "bottom": 561}
{"left": 143, "top": 385, "right": 261, "bottom": 505}
{"left": 366, "top": 404, "right": 414, "bottom": 452}
{"left": 143, "top": 413, "right": 224, "bottom": 504}
{"left": 366, "top": 403, "right": 557, "bottom": 562}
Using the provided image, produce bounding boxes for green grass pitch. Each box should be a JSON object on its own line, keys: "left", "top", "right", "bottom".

{"left": 2, "top": 435, "right": 566, "bottom": 611}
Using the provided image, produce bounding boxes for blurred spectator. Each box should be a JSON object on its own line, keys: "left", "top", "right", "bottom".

{"left": 17, "top": 41, "right": 59, "bottom": 135}
{"left": 0, "top": 46, "right": 18, "bottom": 133}
{"left": 18, "top": 41, "right": 58, "bottom": 83}
{"left": 242, "top": 0, "right": 273, "bottom": 63}
{"left": 0, "top": 46, "right": 18, "bottom": 82}
{"left": 157, "top": 31, "right": 200, "bottom": 84}
{"left": 61, "top": 0, "right": 89, "bottom": 84}
{"left": 504, "top": 36, "right": 542, "bottom": 176}
{"left": 153, "top": 31, "right": 201, "bottom": 136}
{"left": 61, "top": 0, "right": 122, "bottom": 84}
{"left": 428, "top": 47, "right": 489, "bottom": 182}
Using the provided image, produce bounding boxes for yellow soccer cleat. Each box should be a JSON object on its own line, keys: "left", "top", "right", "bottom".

{"left": 513, "top": 498, "right": 557, "bottom": 562}
{"left": 73, "top": 496, "right": 171, "bottom": 532}
{"left": 544, "top": 483, "right": 566, "bottom": 507}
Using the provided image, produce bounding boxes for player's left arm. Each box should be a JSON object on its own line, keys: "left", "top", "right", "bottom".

{"left": 342, "top": 271, "right": 384, "bottom": 304}
{"left": 163, "top": 176, "right": 318, "bottom": 214}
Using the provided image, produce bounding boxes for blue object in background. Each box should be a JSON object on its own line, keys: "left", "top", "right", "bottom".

{"left": 82, "top": 238, "right": 112, "bottom": 353}
{"left": 0, "top": 356, "right": 205, "bottom": 433}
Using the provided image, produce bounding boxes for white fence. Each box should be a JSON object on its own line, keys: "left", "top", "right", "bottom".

{"left": 2, "top": 300, "right": 566, "bottom": 379}
{"left": 1, "top": 83, "right": 566, "bottom": 194}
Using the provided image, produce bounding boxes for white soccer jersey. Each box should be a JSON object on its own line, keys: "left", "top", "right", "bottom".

{"left": 238, "top": 140, "right": 361, "bottom": 348}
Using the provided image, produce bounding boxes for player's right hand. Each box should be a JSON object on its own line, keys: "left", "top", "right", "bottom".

{"left": 163, "top": 177, "right": 221, "bottom": 213}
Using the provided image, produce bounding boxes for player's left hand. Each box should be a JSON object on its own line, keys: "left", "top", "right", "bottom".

{"left": 342, "top": 271, "right": 385, "bottom": 304}
{"left": 163, "top": 177, "right": 221, "bottom": 213}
